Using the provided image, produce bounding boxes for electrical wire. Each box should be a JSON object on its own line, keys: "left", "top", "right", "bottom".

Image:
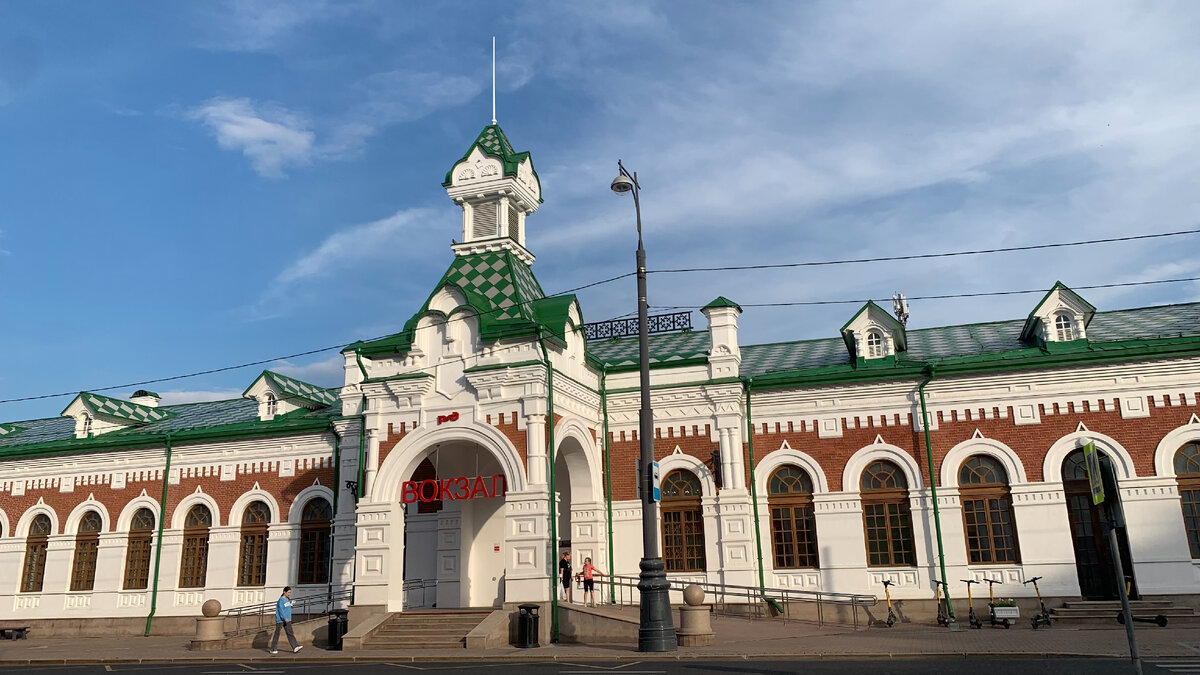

{"left": 647, "top": 228, "right": 1200, "bottom": 274}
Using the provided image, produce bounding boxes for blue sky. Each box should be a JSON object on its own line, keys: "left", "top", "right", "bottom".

{"left": 2, "top": 1, "right": 1199, "bottom": 422}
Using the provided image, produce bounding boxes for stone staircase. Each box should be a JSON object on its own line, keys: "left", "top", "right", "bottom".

{"left": 1051, "top": 600, "right": 1199, "bottom": 626}
{"left": 363, "top": 609, "right": 495, "bottom": 649}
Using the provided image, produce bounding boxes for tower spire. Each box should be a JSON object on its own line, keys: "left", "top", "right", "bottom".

{"left": 491, "top": 36, "right": 497, "bottom": 125}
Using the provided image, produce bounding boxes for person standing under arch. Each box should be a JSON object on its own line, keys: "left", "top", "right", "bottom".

{"left": 558, "top": 551, "right": 572, "bottom": 603}
{"left": 581, "top": 556, "right": 605, "bottom": 607}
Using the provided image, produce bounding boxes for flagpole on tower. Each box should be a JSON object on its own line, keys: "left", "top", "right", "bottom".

{"left": 491, "top": 36, "right": 497, "bottom": 125}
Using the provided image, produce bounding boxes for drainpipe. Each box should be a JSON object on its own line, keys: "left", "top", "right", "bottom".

{"left": 357, "top": 395, "right": 367, "bottom": 501}
{"left": 538, "top": 334, "right": 559, "bottom": 642}
{"left": 742, "top": 379, "right": 776, "bottom": 612}
{"left": 918, "top": 367, "right": 955, "bottom": 621}
{"left": 144, "top": 433, "right": 173, "bottom": 637}
{"left": 328, "top": 422, "right": 342, "bottom": 606}
{"left": 601, "top": 365, "right": 615, "bottom": 604}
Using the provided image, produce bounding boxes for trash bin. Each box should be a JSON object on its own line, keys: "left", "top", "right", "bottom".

{"left": 327, "top": 609, "right": 349, "bottom": 650}
{"left": 517, "top": 603, "right": 540, "bottom": 648}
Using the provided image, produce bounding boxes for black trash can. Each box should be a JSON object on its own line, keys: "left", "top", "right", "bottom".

{"left": 517, "top": 603, "right": 540, "bottom": 648}
{"left": 327, "top": 609, "right": 349, "bottom": 650}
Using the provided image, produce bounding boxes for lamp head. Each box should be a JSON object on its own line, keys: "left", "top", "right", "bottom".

{"left": 610, "top": 174, "right": 635, "bottom": 194}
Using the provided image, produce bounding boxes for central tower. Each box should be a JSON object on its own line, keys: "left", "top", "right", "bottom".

{"left": 443, "top": 124, "right": 542, "bottom": 265}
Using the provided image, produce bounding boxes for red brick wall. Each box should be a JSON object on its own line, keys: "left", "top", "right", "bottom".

{"left": 606, "top": 425, "right": 719, "bottom": 500}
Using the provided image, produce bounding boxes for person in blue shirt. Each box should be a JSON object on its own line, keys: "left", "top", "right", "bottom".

{"left": 269, "top": 586, "right": 302, "bottom": 654}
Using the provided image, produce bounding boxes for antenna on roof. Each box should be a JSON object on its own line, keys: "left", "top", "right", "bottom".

{"left": 491, "top": 36, "right": 497, "bottom": 125}
{"left": 892, "top": 292, "right": 910, "bottom": 326}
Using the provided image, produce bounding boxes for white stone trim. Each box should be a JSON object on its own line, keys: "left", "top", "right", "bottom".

{"left": 841, "top": 442, "right": 924, "bottom": 491}
{"left": 287, "top": 485, "right": 335, "bottom": 524}
{"left": 371, "top": 419, "right": 527, "bottom": 504}
{"left": 658, "top": 451, "right": 717, "bottom": 497}
{"left": 16, "top": 503, "right": 60, "bottom": 537}
{"left": 754, "top": 445, "right": 831, "bottom": 494}
{"left": 553, "top": 415, "right": 603, "bottom": 504}
{"left": 115, "top": 495, "right": 162, "bottom": 532}
{"left": 171, "top": 491, "right": 221, "bottom": 529}
{"left": 939, "top": 437, "right": 1028, "bottom": 488}
{"left": 64, "top": 498, "right": 111, "bottom": 534}
{"left": 229, "top": 489, "right": 283, "bottom": 526}
{"left": 1042, "top": 430, "right": 1137, "bottom": 483}
{"left": 1153, "top": 421, "right": 1200, "bottom": 478}
{"left": 0, "top": 507, "right": 9, "bottom": 539}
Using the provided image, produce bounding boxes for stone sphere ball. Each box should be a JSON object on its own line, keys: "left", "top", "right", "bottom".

{"left": 683, "top": 584, "right": 705, "bottom": 606}
{"left": 202, "top": 599, "right": 222, "bottom": 617}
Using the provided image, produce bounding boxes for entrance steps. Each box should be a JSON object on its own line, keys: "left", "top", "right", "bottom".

{"left": 1051, "top": 600, "right": 1199, "bottom": 625}
{"left": 362, "top": 609, "right": 494, "bottom": 649}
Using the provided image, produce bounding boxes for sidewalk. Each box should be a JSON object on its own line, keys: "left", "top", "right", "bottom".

{"left": 1, "top": 616, "right": 1198, "bottom": 664}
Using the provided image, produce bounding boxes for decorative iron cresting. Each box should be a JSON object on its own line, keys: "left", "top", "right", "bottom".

{"left": 584, "top": 311, "right": 692, "bottom": 341}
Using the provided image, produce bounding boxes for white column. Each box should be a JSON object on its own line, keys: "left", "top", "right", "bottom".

{"left": 503, "top": 489, "right": 553, "bottom": 604}
{"left": 718, "top": 424, "right": 745, "bottom": 490}
{"left": 364, "top": 428, "right": 380, "bottom": 496}
{"left": 1009, "top": 482, "right": 1082, "bottom": 598}
{"left": 1120, "top": 477, "right": 1196, "bottom": 594}
{"left": 525, "top": 414, "right": 548, "bottom": 486}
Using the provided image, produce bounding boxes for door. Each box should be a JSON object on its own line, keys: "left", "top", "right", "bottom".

{"left": 1062, "top": 450, "right": 1137, "bottom": 600}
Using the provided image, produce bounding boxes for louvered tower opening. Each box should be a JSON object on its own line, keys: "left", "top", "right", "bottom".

{"left": 472, "top": 202, "right": 498, "bottom": 240}
{"left": 508, "top": 204, "right": 520, "bottom": 241}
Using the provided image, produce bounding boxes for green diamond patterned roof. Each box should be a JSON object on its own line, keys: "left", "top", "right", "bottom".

{"left": 67, "top": 391, "right": 175, "bottom": 424}
{"left": 262, "top": 371, "right": 339, "bottom": 407}
{"left": 590, "top": 302, "right": 1200, "bottom": 378}
{"left": 355, "top": 250, "right": 550, "bottom": 356}
{"left": 442, "top": 123, "right": 540, "bottom": 196}
{"left": 1, "top": 398, "right": 340, "bottom": 457}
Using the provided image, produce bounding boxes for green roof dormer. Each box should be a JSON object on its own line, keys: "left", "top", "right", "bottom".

{"left": 702, "top": 296, "right": 743, "bottom": 312}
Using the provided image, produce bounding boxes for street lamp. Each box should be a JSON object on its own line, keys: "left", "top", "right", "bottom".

{"left": 610, "top": 160, "right": 678, "bottom": 652}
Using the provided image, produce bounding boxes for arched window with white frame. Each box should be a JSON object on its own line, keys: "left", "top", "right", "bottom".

{"left": 1054, "top": 313, "right": 1075, "bottom": 341}
{"left": 21, "top": 514, "right": 52, "bottom": 593}
{"left": 866, "top": 330, "right": 885, "bottom": 358}
{"left": 82, "top": 413, "right": 93, "bottom": 437}
{"left": 265, "top": 392, "right": 278, "bottom": 418}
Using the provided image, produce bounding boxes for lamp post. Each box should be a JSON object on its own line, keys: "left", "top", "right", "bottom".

{"left": 611, "top": 160, "right": 678, "bottom": 652}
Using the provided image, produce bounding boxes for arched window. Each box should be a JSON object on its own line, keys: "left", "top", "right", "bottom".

{"left": 179, "top": 505, "right": 211, "bottom": 588}
{"left": 660, "top": 470, "right": 706, "bottom": 573}
{"left": 959, "top": 456, "right": 1019, "bottom": 564}
{"left": 860, "top": 461, "right": 915, "bottom": 567}
{"left": 238, "top": 501, "right": 271, "bottom": 586}
{"left": 866, "top": 330, "right": 885, "bottom": 358}
{"left": 1054, "top": 313, "right": 1075, "bottom": 341}
{"left": 298, "top": 497, "right": 332, "bottom": 585}
{"left": 123, "top": 508, "right": 156, "bottom": 590}
{"left": 768, "top": 466, "right": 819, "bottom": 569}
{"left": 70, "top": 511, "right": 103, "bottom": 591}
{"left": 1175, "top": 442, "right": 1200, "bottom": 558}
{"left": 21, "top": 514, "right": 52, "bottom": 593}
{"left": 265, "top": 392, "right": 278, "bottom": 417}
{"left": 82, "top": 413, "right": 93, "bottom": 436}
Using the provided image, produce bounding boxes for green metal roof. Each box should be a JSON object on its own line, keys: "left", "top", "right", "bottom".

{"left": 355, "top": 249, "right": 554, "bottom": 355}
{"left": 0, "top": 397, "right": 340, "bottom": 458}
{"left": 248, "top": 370, "right": 339, "bottom": 407}
{"left": 64, "top": 391, "right": 175, "bottom": 424}
{"left": 442, "top": 124, "right": 542, "bottom": 200}
{"left": 702, "top": 296, "right": 742, "bottom": 312}
{"left": 589, "top": 302, "right": 1200, "bottom": 379}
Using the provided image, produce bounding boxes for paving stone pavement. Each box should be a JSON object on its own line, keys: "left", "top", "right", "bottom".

{"left": 0, "top": 617, "right": 1197, "bottom": 664}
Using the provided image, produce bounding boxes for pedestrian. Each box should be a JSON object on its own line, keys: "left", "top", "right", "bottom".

{"left": 581, "top": 556, "right": 605, "bottom": 607}
{"left": 558, "top": 551, "right": 572, "bottom": 603}
{"left": 269, "top": 586, "right": 302, "bottom": 654}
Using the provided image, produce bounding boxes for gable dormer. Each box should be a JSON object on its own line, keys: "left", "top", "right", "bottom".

{"left": 444, "top": 124, "right": 542, "bottom": 265}
{"left": 1021, "top": 282, "right": 1095, "bottom": 347}
{"left": 840, "top": 301, "right": 907, "bottom": 365}
{"left": 61, "top": 392, "right": 174, "bottom": 439}
{"left": 243, "top": 370, "right": 338, "bottom": 421}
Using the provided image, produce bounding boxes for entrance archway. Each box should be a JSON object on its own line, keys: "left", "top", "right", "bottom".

{"left": 1062, "top": 450, "right": 1135, "bottom": 600}
{"left": 551, "top": 422, "right": 604, "bottom": 593}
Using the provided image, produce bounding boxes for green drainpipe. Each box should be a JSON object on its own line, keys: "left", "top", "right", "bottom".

{"left": 328, "top": 421, "right": 341, "bottom": 605}
{"left": 918, "top": 367, "right": 955, "bottom": 621}
{"left": 743, "top": 379, "right": 780, "bottom": 614}
{"left": 144, "top": 433, "right": 173, "bottom": 637}
{"left": 538, "top": 335, "right": 559, "bottom": 642}
{"left": 357, "top": 395, "right": 367, "bottom": 500}
{"left": 601, "top": 365, "right": 615, "bottom": 604}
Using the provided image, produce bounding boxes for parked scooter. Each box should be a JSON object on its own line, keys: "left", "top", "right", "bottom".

{"left": 881, "top": 579, "right": 897, "bottom": 627}
{"left": 932, "top": 578, "right": 950, "bottom": 627}
{"left": 984, "top": 578, "right": 1011, "bottom": 628}
{"left": 960, "top": 579, "right": 983, "bottom": 629}
{"left": 1024, "top": 576, "right": 1051, "bottom": 629}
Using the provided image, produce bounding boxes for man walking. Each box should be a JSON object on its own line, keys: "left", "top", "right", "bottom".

{"left": 269, "top": 586, "right": 302, "bottom": 654}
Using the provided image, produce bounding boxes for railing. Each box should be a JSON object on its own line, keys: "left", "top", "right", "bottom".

{"left": 583, "top": 311, "right": 693, "bottom": 341}
{"left": 597, "top": 575, "right": 877, "bottom": 629}
{"left": 223, "top": 588, "right": 354, "bottom": 637}
{"left": 402, "top": 578, "right": 438, "bottom": 609}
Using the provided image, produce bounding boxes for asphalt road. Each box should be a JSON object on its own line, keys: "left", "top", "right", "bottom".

{"left": 7, "top": 659, "right": 1198, "bottom": 675}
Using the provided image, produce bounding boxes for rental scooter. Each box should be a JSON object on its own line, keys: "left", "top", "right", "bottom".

{"left": 960, "top": 579, "right": 983, "bottom": 629}
{"left": 1024, "top": 576, "right": 1051, "bottom": 629}
{"left": 881, "top": 579, "right": 897, "bottom": 627}
{"left": 932, "top": 578, "right": 950, "bottom": 627}
{"left": 984, "top": 578, "right": 1011, "bottom": 628}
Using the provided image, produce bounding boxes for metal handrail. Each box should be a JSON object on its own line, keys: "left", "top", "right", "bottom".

{"left": 402, "top": 578, "right": 439, "bottom": 609}
{"left": 223, "top": 588, "right": 354, "bottom": 637}
{"left": 596, "top": 575, "right": 877, "bottom": 629}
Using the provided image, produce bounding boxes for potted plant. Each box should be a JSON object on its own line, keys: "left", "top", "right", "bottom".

{"left": 990, "top": 597, "right": 1020, "bottom": 620}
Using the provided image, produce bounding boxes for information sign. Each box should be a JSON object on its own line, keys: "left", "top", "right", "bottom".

{"left": 1083, "top": 440, "right": 1105, "bottom": 506}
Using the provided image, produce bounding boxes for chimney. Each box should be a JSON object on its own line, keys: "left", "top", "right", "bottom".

{"left": 130, "top": 390, "right": 161, "bottom": 408}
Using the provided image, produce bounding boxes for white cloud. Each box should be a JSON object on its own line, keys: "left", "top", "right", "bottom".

{"left": 154, "top": 389, "right": 244, "bottom": 405}
{"left": 188, "top": 97, "right": 315, "bottom": 178}
{"left": 197, "top": 0, "right": 335, "bottom": 52}
{"left": 270, "top": 355, "right": 345, "bottom": 387}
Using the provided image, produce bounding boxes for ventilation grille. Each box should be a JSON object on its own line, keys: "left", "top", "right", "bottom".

{"left": 472, "top": 202, "right": 498, "bottom": 240}
{"left": 508, "top": 205, "right": 520, "bottom": 241}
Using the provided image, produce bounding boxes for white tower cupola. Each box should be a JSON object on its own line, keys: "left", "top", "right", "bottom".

{"left": 444, "top": 124, "right": 542, "bottom": 264}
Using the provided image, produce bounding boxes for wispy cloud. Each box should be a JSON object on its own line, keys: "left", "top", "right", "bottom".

{"left": 188, "top": 97, "right": 315, "bottom": 178}
{"left": 153, "top": 389, "right": 244, "bottom": 405}
{"left": 270, "top": 355, "right": 344, "bottom": 388}
{"left": 196, "top": 0, "right": 336, "bottom": 52}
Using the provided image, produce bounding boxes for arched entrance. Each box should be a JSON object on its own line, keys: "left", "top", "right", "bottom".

{"left": 1062, "top": 450, "right": 1136, "bottom": 600}
{"left": 551, "top": 425, "right": 604, "bottom": 598}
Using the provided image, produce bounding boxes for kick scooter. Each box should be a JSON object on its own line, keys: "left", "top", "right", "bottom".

{"left": 960, "top": 579, "right": 983, "bottom": 629}
{"left": 984, "top": 578, "right": 1011, "bottom": 628}
{"left": 881, "top": 579, "right": 897, "bottom": 627}
{"left": 1024, "top": 576, "right": 1051, "bottom": 629}
{"left": 932, "top": 578, "right": 950, "bottom": 627}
